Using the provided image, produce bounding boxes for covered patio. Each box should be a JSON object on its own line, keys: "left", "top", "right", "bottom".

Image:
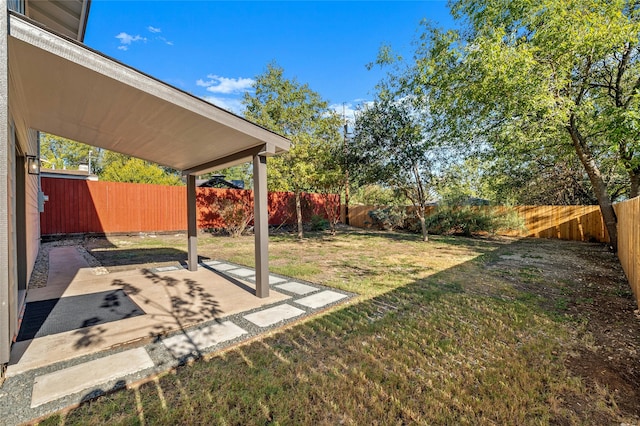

{"left": 6, "top": 243, "right": 295, "bottom": 377}
{"left": 8, "top": 11, "right": 290, "bottom": 300}
{"left": 3, "top": 239, "right": 350, "bottom": 416}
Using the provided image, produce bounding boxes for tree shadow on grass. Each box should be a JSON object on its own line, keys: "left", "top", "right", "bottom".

{"left": 86, "top": 247, "right": 198, "bottom": 268}
{"left": 52, "top": 238, "right": 639, "bottom": 424}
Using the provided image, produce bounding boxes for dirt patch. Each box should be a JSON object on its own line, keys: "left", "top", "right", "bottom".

{"left": 486, "top": 238, "right": 640, "bottom": 420}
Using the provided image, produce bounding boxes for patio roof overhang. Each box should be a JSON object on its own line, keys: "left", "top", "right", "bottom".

{"left": 7, "top": 12, "right": 288, "bottom": 298}
{"left": 7, "top": 13, "right": 290, "bottom": 175}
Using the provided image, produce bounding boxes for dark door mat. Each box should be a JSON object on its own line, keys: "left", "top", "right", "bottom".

{"left": 16, "top": 289, "right": 145, "bottom": 342}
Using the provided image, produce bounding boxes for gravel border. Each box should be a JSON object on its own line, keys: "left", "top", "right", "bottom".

{"left": 2, "top": 248, "right": 355, "bottom": 425}
{"left": 29, "top": 239, "right": 103, "bottom": 289}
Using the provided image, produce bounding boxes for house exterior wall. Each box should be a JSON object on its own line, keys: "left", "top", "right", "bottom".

{"left": 24, "top": 129, "right": 39, "bottom": 289}
{"left": 7, "top": 122, "right": 16, "bottom": 346}
{"left": 5, "top": 109, "right": 41, "bottom": 367}
{"left": 1, "top": 0, "right": 11, "bottom": 365}
{"left": 2, "top": 0, "right": 41, "bottom": 365}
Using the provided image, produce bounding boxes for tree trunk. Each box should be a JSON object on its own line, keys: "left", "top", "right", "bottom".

{"left": 567, "top": 119, "right": 618, "bottom": 250}
{"left": 630, "top": 169, "right": 639, "bottom": 199}
{"left": 295, "top": 192, "right": 303, "bottom": 239}
{"left": 344, "top": 170, "right": 350, "bottom": 226}
{"left": 410, "top": 163, "right": 429, "bottom": 242}
{"left": 419, "top": 213, "right": 429, "bottom": 242}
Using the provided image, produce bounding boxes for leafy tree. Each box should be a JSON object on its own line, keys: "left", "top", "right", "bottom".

{"left": 350, "top": 97, "right": 435, "bottom": 241}
{"left": 350, "top": 184, "right": 407, "bottom": 206}
{"left": 40, "top": 133, "right": 95, "bottom": 171}
{"left": 40, "top": 134, "right": 183, "bottom": 185}
{"left": 379, "top": 0, "right": 640, "bottom": 249}
{"left": 314, "top": 141, "right": 345, "bottom": 235}
{"left": 243, "top": 63, "right": 343, "bottom": 238}
{"left": 99, "top": 151, "right": 182, "bottom": 185}
{"left": 435, "top": 154, "right": 629, "bottom": 206}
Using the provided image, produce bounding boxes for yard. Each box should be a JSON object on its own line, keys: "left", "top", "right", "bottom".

{"left": 38, "top": 228, "right": 639, "bottom": 424}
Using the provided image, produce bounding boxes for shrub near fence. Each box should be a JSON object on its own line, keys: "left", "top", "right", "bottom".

{"left": 347, "top": 205, "right": 608, "bottom": 242}
{"left": 348, "top": 201, "right": 640, "bottom": 309}
{"left": 40, "top": 178, "right": 338, "bottom": 235}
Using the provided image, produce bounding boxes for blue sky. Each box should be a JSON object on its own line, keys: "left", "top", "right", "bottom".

{"left": 85, "top": 1, "right": 454, "bottom": 118}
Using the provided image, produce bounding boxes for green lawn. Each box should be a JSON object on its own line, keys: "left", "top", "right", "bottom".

{"left": 41, "top": 229, "right": 638, "bottom": 425}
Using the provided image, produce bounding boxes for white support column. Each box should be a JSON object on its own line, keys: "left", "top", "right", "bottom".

{"left": 1, "top": 0, "right": 11, "bottom": 365}
{"left": 253, "top": 153, "right": 269, "bottom": 298}
{"left": 187, "top": 174, "right": 198, "bottom": 271}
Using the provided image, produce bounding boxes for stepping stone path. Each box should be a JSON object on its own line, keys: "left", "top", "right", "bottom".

{"left": 243, "top": 304, "right": 306, "bottom": 327}
{"left": 2, "top": 260, "right": 352, "bottom": 426}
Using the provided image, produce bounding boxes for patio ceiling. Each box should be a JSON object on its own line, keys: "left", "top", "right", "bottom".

{"left": 7, "top": 13, "right": 290, "bottom": 175}
{"left": 25, "top": 0, "right": 90, "bottom": 42}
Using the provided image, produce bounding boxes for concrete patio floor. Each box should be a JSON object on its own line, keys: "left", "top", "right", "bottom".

{"left": 0, "top": 245, "right": 352, "bottom": 425}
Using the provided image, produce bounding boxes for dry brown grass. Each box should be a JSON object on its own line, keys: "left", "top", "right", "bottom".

{"left": 39, "top": 228, "right": 639, "bottom": 425}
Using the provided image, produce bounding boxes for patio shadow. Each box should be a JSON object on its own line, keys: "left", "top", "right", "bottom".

{"left": 87, "top": 247, "right": 210, "bottom": 268}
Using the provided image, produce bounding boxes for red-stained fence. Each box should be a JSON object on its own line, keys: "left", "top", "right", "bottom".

{"left": 40, "top": 178, "right": 337, "bottom": 235}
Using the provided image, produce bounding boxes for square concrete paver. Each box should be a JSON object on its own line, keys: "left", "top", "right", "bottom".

{"left": 247, "top": 275, "right": 287, "bottom": 284}
{"left": 212, "top": 264, "right": 239, "bottom": 272}
{"left": 31, "top": 347, "right": 154, "bottom": 408}
{"left": 275, "top": 282, "right": 319, "bottom": 295}
{"left": 269, "top": 276, "right": 287, "bottom": 284}
{"left": 243, "top": 304, "right": 305, "bottom": 327}
{"left": 163, "top": 321, "right": 248, "bottom": 358}
{"left": 230, "top": 268, "right": 255, "bottom": 278}
{"left": 202, "top": 260, "right": 221, "bottom": 266}
{"left": 295, "top": 291, "right": 348, "bottom": 309}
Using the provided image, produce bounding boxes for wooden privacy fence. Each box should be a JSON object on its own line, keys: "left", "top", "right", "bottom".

{"left": 348, "top": 201, "right": 640, "bottom": 308}
{"left": 40, "top": 178, "right": 338, "bottom": 235}
{"left": 510, "top": 206, "right": 608, "bottom": 242}
{"left": 346, "top": 204, "right": 608, "bottom": 242}
{"left": 614, "top": 197, "right": 640, "bottom": 309}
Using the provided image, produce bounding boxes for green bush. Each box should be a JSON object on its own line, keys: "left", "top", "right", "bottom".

{"left": 367, "top": 207, "right": 407, "bottom": 231}
{"left": 425, "top": 206, "right": 525, "bottom": 236}
{"left": 310, "top": 214, "right": 329, "bottom": 231}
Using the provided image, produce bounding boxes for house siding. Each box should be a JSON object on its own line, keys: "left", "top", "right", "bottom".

{"left": 25, "top": 129, "right": 40, "bottom": 286}
{"left": 1, "top": 0, "right": 11, "bottom": 366}
{"left": 7, "top": 123, "right": 17, "bottom": 345}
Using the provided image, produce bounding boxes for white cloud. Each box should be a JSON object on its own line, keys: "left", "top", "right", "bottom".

{"left": 202, "top": 96, "right": 244, "bottom": 115}
{"left": 196, "top": 74, "right": 255, "bottom": 94}
{"left": 147, "top": 26, "right": 161, "bottom": 33}
{"left": 157, "top": 36, "right": 174, "bottom": 46}
{"left": 115, "top": 32, "right": 146, "bottom": 49}
{"left": 330, "top": 102, "right": 360, "bottom": 125}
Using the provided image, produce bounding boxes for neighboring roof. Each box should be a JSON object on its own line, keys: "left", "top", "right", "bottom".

{"left": 8, "top": 13, "right": 290, "bottom": 176}
{"left": 25, "top": 0, "right": 91, "bottom": 42}
{"left": 41, "top": 168, "right": 98, "bottom": 181}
